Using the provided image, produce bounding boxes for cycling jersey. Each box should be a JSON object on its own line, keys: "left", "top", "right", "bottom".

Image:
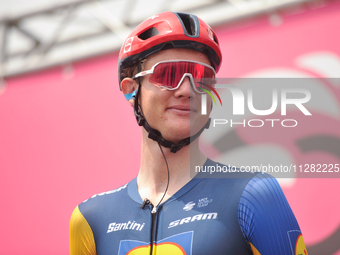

{"left": 70, "top": 159, "right": 308, "bottom": 255}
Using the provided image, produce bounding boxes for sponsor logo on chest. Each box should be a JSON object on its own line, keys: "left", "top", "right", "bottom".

{"left": 107, "top": 221, "right": 145, "bottom": 233}
{"left": 198, "top": 197, "right": 213, "bottom": 208}
{"left": 183, "top": 201, "right": 196, "bottom": 211}
{"left": 168, "top": 212, "right": 218, "bottom": 228}
{"left": 182, "top": 197, "right": 213, "bottom": 211}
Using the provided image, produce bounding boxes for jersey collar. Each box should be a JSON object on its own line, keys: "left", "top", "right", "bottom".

{"left": 127, "top": 158, "right": 212, "bottom": 206}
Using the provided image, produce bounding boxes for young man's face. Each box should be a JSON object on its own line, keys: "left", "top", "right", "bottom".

{"left": 139, "top": 48, "right": 213, "bottom": 144}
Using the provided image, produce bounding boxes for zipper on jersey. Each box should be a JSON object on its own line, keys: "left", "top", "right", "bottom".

{"left": 150, "top": 205, "right": 157, "bottom": 255}
{"left": 141, "top": 199, "right": 159, "bottom": 255}
{"left": 142, "top": 199, "right": 158, "bottom": 255}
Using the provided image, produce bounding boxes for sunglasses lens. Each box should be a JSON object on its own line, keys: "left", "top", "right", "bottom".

{"left": 149, "top": 62, "right": 215, "bottom": 90}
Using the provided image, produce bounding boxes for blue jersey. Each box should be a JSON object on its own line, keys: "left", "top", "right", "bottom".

{"left": 70, "top": 159, "right": 308, "bottom": 255}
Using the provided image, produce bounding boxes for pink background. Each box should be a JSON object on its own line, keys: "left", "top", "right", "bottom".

{"left": 1, "top": 2, "right": 339, "bottom": 254}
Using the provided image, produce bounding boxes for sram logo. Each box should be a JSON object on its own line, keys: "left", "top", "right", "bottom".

{"left": 183, "top": 201, "right": 195, "bottom": 211}
{"left": 168, "top": 212, "right": 218, "bottom": 228}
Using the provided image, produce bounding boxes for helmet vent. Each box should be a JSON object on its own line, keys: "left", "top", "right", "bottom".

{"left": 213, "top": 35, "right": 218, "bottom": 44}
{"left": 177, "top": 13, "right": 196, "bottom": 36}
{"left": 212, "top": 31, "right": 219, "bottom": 45}
{"left": 138, "top": 27, "right": 159, "bottom": 40}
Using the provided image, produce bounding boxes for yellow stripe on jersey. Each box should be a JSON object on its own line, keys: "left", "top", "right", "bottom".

{"left": 249, "top": 242, "right": 262, "bottom": 255}
{"left": 295, "top": 234, "right": 308, "bottom": 255}
{"left": 70, "top": 206, "right": 97, "bottom": 255}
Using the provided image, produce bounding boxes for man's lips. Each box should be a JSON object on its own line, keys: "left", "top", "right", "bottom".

{"left": 167, "top": 105, "right": 196, "bottom": 112}
{"left": 166, "top": 105, "right": 198, "bottom": 116}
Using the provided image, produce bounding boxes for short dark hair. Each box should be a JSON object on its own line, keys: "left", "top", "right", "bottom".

{"left": 120, "top": 59, "right": 146, "bottom": 85}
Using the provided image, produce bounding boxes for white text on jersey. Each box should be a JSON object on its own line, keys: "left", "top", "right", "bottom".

{"left": 107, "top": 221, "right": 145, "bottom": 233}
{"left": 168, "top": 212, "right": 218, "bottom": 228}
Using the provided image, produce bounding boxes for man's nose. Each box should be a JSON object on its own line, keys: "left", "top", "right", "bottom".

{"left": 173, "top": 75, "right": 195, "bottom": 98}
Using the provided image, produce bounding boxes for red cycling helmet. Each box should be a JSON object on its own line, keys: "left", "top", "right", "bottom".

{"left": 118, "top": 11, "right": 222, "bottom": 87}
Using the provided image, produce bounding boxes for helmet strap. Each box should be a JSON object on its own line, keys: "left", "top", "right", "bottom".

{"left": 133, "top": 63, "right": 146, "bottom": 126}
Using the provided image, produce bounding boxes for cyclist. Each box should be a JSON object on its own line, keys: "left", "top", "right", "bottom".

{"left": 70, "top": 11, "right": 308, "bottom": 255}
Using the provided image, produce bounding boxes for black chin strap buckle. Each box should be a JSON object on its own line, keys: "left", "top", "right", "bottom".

{"left": 170, "top": 142, "right": 185, "bottom": 153}
{"left": 148, "top": 128, "right": 187, "bottom": 153}
{"left": 145, "top": 118, "right": 211, "bottom": 153}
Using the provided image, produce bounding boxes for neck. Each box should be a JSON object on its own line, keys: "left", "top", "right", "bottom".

{"left": 137, "top": 129, "right": 207, "bottom": 206}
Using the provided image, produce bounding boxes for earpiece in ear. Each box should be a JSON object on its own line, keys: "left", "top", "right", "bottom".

{"left": 124, "top": 90, "right": 137, "bottom": 100}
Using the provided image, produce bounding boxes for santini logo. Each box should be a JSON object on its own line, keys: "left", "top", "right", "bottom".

{"left": 168, "top": 212, "right": 218, "bottom": 228}
{"left": 107, "top": 221, "right": 145, "bottom": 233}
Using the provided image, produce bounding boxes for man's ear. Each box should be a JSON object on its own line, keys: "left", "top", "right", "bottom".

{"left": 121, "top": 78, "right": 138, "bottom": 107}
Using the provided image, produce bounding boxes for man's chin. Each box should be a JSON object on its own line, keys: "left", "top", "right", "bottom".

{"left": 161, "top": 129, "right": 190, "bottom": 143}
